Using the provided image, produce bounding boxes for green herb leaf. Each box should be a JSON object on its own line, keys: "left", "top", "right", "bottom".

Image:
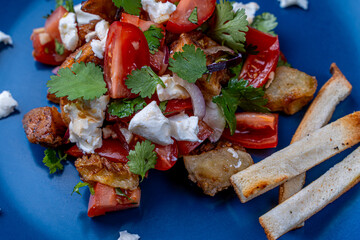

{"left": 159, "top": 101, "right": 168, "bottom": 112}
{"left": 168, "top": 44, "right": 208, "bottom": 83}
{"left": 56, "top": 0, "right": 74, "bottom": 12}
{"left": 188, "top": 7, "right": 198, "bottom": 24}
{"left": 72, "top": 181, "right": 94, "bottom": 196}
{"left": 209, "top": 0, "right": 248, "bottom": 53}
{"left": 143, "top": 25, "right": 164, "bottom": 54}
{"left": 125, "top": 66, "right": 165, "bottom": 98}
{"left": 47, "top": 62, "right": 107, "bottom": 101}
{"left": 213, "top": 78, "right": 269, "bottom": 134}
{"left": 115, "top": 188, "right": 133, "bottom": 201}
{"left": 112, "top": 0, "right": 141, "bottom": 16}
{"left": 55, "top": 39, "right": 65, "bottom": 55}
{"left": 277, "top": 56, "right": 291, "bottom": 67}
{"left": 251, "top": 12, "right": 278, "bottom": 36}
{"left": 127, "top": 140, "right": 157, "bottom": 181}
{"left": 108, "top": 97, "right": 147, "bottom": 118}
{"left": 43, "top": 149, "right": 67, "bottom": 174}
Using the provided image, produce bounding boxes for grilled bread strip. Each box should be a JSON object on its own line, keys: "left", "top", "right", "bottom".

{"left": 279, "top": 63, "right": 352, "bottom": 204}
{"left": 230, "top": 111, "right": 360, "bottom": 203}
{"left": 259, "top": 146, "right": 360, "bottom": 240}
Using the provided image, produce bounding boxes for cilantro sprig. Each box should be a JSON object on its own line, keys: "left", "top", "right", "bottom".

{"left": 112, "top": 0, "right": 141, "bottom": 16}
{"left": 115, "top": 188, "right": 135, "bottom": 202}
{"left": 72, "top": 181, "right": 95, "bottom": 196}
{"left": 125, "top": 66, "right": 165, "bottom": 98}
{"left": 169, "top": 44, "right": 208, "bottom": 83}
{"left": 47, "top": 62, "right": 107, "bottom": 101}
{"left": 188, "top": 7, "right": 198, "bottom": 24}
{"left": 251, "top": 12, "right": 278, "bottom": 36}
{"left": 213, "top": 78, "right": 269, "bottom": 134}
{"left": 127, "top": 140, "right": 158, "bottom": 181}
{"left": 209, "top": 0, "right": 248, "bottom": 53}
{"left": 108, "top": 97, "right": 147, "bottom": 119}
{"left": 143, "top": 25, "right": 164, "bottom": 54}
{"left": 43, "top": 149, "right": 67, "bottom": 174}
{"left": 56, "top": 0, "right": 74, "bottom": 12}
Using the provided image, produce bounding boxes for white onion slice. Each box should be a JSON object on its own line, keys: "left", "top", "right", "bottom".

{"left": 203, "top": 100, "right": 226, "bottom": 142}
{"left": 173, "top": 75, "right": 206, "bottom": 119}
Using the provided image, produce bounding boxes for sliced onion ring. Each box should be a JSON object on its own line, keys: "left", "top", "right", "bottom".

{"left": 203, "top": 46, "right": 235, "bottom": 55}
{"left": 173, "top": 75, "right": 206, "bottom": 119}
{"left": 206, "top": 53, "right": 242, "bottom": 73}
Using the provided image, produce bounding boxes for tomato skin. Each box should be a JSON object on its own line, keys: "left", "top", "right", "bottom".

{"left": 45, "top": 6, "right": 68, "bottom": 41}
{"left": 222, "top": 112, "right": 279, "bottom": 149}
{"left": 154, "top": 140, "right": 178, "bottom": 171}
{"left": 87, "top": 183, "right": 140, "bottom": 217}
{"left": 166, "top": 0, "right": 216, "bottom": 34}
{"left": 104, "top": 22, "right": 150, "bottom": 99}
{"left": 240, "top": 28, "right": 280, "bottom": 88}
{"left": 164, "top": 98, "right": 193, "bottom": 114}
{"left": 177, "top": 120, "right": 213, "bottom": 155}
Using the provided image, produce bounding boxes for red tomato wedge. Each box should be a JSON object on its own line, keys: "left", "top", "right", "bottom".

{"left": 177, "top": 120, "right": 213, "bottom": 155}
{"left": 222, "top": 112, "right": 279, "bottom": 149}
{"left": 104, "top": 22, "right": 150, "bottom": 99}
{"left": 154, "top": 140, "right": 178, "bottom": 171}
{"left": 164, "top": 98, "right": 193, "bottom": 114}
{"left": 45, "top": 6, "right": 67, "bottom": 41}
{"left": 167, "top": 0, "right": 216, "bottom": 34}
{"left": 240, "top": 27, "right": 280, "bottom": 88}
{"left": 88, "top": 183, "right": 140, "bottom": 217}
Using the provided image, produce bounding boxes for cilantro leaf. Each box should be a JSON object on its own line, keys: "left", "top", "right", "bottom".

{"left": 112, "top": 0, "right": 141, "bottom": 16}
{"left": 168, "top": 44, "right": 208, "bottom": 83}
{"left": 125, "top": 66, "right": 165, "bottom": 98}
{"left": 188, "top": 7, "right": 198, "bottom": 24}
{"left": 43, "top": 149, "right": 67, "bottom": 174}
{"left": 47, "top": 62, "right": 107, "bottom": 101}
{"left": 159, "top": 101, "right": 168, "bottom": 113}
{"left": 209, "top": 0, "right": 248, "bottom": 53}
{"left": 127, "top": 140, "right": 157, "bottom": 181}
{"left": 72, "top": 181, "right": 94, "bottom": 196}
{"left": 115, "top": 188, "right": 134, "bottom": 202}
{"left": 213, "top": 78, "right": 269, "bottom": 134}
{"left": 56, "top": 0, "right": 74, "bottom": 12}
{"left": 251, "top": 12, "right": 278, "bottom": 36}
{"left": 108, "top": 97, "right": 147, "bottom": 118}
{"left": 277, "top": 56, "right": 291, "bottom": 67}
{"left": 55, "top": 39, "right": 65, "bottom": 55}
{"left": 143, "top": 25, "right": 164, "bottom": 54}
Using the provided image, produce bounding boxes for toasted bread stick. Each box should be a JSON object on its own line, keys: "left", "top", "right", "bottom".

{"left": 230, "top": 112, "right": 360, "bottom": 203}
{"left": 259, "top": 146, "right": 360, "bottom": 240}
{"left": 279, "top": 63, "right": 352, "bottom": 204}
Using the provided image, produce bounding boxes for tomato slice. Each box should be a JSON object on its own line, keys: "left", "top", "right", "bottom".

{"left": 177, "top": 120, "right": 213, "bottom": 155}
{"left": 104, "top": 22, "right": 150, "bottom": 99}
{"left": 240, "top": 27, "right": 280, "bottom": 88}
{"left": 45, "top": 6, "right": 68, "bottom": 41}
{"left": 167, "top": 0, "right": 216, "bottom": 34}
{"left": 88, "top": 183, "right": 140, "bottom": 217}
{"left": 164, "top": 98, "right": 193, "bottom": 114}
{"left": 154, "top": 140, "right": 178, "bottom": 171}
{"left": 222, "top": 112, "right": 279, "bottom": 149}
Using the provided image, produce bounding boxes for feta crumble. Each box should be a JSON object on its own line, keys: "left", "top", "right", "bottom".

{"left": 278, "top": 0, "right": 308, "bottom": 10}
{"left": 90, "top": 20, "right": 109, "bottom": 59}
{"left": 64, "top": 95, "right": 109, "bottom": 153}
{"left": 141, "top": 0, "right": 176, "bottom": 24}
{"left": 59, "top": 12, "right": 79, "bottom": 51}
{"left": 232, "top": 2, "right": 260, "bottom": 24}
{"left": 118, "top": 230, "right": 140, "bottom": 240}
{"left": 156, "top": 75, "right": 190, "bottom": 101}
{"left": 169, "top": 112, "right": 199, "bottom": 142}
{"left": 129, "top": 101, "right": 173, "bottom": 146}
{"left": 0, "top": 31, "right": 13, "bottom": 45}
{"left": 0, "top": 91, "right": 18, "bottom": 119}
{"left": 74, "top": 4, "right": 101, "bottom": 26}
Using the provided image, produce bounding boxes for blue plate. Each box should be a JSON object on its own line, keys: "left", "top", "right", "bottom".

{"left": 1, "top": 1, "right": 359, "bottom": 239}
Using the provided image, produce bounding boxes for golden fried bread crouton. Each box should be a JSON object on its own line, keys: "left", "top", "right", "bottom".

{"left": 22, "top": 106, "right": 67, "bottom": 148}
{"left": 81, "top": 0, "right": 118, "bottom": 22}
{"left": 184, "top": 146, "right": 253, "bottom": 196}
{"left": 78, "top": 20, "right": 100, "bottom": 45}
{"left": 75, "top": 154, "right": 139, "bottom": 190}
{"left": 265, "top": 66, "right": 317, "bottom": 115}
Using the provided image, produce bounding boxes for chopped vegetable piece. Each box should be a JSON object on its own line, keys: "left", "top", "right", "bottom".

{"left": 251, "top": 12, "right": 278, "bottom": 36}
{"left": 144, "top": 25, "right": 165, "bottom": 54}
{"left": 112, "top": 0, "right": 141, "bottom": 16}
{"left": 55, "top": 39, "right": 65, "bottom": 55}
{"left": 42, "top": 149, "right": 67, "bottom": 174}
{"left": 188, "top": 7, "right": 198, "bottom": 24}
{"left": 108, "top": 97, "right": 147, "bottom": 119}
{"left": 56, "top": 0, "right": 74, "bottom": 13}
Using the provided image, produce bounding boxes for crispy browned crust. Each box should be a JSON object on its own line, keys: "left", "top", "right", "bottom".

{"left": 78, "top": 20, "right": 100, "bottom": 45}
{"left": 22, "top": 106, "right": 67, "bottom": 148}
{"left": 81, "top": 0, "right": 118, "bottom": 22}
{"left": 75, "top": 154, "right": 139, "bottom": 190}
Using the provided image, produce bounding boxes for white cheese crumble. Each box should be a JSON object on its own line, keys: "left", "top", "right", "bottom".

{"left": 232, "top": 2, "right": 260, "bottom": 24}
{"left": 64, "top": 95, "right": 109, "bottom": 153}
{"left": 118, "top": 230, "right": 140, "bottom": 240}
{"left": 129, "top": 101, "right": 173, "bottom": 146}
{"left": 0, "top": 31, "right": 13, "bottom": 45}
{"left": 278, "top": 0, "right": 308, "bottom": 10}
{"left": 203, "top": 100, "right": 226, "bottom": 142}
{"left": 90, "top": 20, "right": 109, "bottom": 59}
{"left": 74, "top": 4, "right": 101, "bottom": 26}
{"left": 0, "top": 91, "right": 18, "bottom": 119}
{"left": 169, "top": 112, "right": 199, "bottom": 142}
{"left": 59, "top": 12, "right": 79, "bottom": 51}
{"left": 141, "top": 0, "right": 177, "bottom": 24}
{"left": 156, "top": 75, "right": 190, "bottom": 101}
